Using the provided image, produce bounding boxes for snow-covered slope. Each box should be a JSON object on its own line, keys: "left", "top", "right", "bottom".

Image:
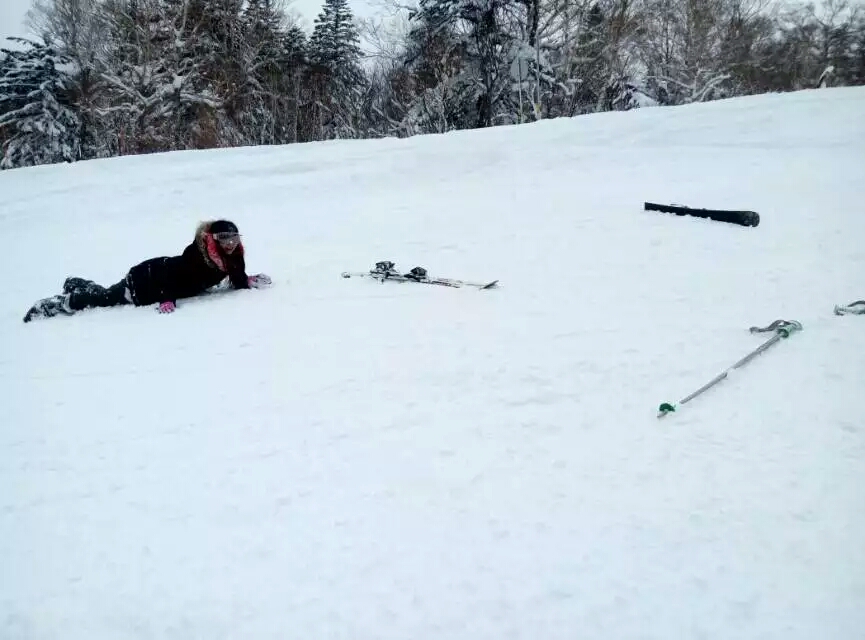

{"left": 3, "top": 87, "right": 864, "bottom": 640}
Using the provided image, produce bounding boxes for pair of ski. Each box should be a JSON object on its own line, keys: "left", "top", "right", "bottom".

{"left": 341, "top": 261, "right": 498, "bottom": 290}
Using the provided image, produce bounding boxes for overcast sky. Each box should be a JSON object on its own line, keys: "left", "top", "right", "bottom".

{"left": 0, "top": 0, "right": 383, "bottom": 49}
{"left": 0, "top": 0, "right": 31, "bottom": 45}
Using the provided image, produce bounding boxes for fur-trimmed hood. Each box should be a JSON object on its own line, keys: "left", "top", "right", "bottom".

{"left": 194, "top": 220, "right": 243, "bottom": 272}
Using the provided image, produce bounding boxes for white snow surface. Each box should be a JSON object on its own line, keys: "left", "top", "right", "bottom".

{"left": 2, "top": 87, "right": 865, "bottom": 639}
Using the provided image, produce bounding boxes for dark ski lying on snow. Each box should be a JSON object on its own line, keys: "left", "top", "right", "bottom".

{"left": 341, "top": 263, "right": 498, "bottom": 290}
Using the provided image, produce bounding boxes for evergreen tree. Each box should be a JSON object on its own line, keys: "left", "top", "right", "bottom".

{"left": 0, "top": 0, "right": 861, "bottom": 167}
{"left": 0, "top": 37, "right": 80, "bottom": 169}
{"left": 308, "top": 0, "right": 366, "bottom": 138}
{"left": 276, "top": 25, "right": 310, "bottom": 143}
{"left": 238, "top": 0, "right": 291, "bottom": 144}
{"left": 413, "top": 0, "right": 521, "bottom": 128}
{"left": 98, "top": 0, "right": 223, "bottom": 153}
{"left": 401, "top": 7, "right": 471, "bottom": 133}
{"left": 25, "top": 0, "right": 108, "bottom": 159}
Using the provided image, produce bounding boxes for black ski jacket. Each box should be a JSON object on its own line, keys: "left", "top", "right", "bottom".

{"left": 126, "top": 224, "right": 249, "bottom": 306}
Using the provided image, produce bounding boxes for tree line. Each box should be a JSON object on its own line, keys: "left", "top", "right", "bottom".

{"left": 1, "top": 0, "right": 863, "bottom": 169}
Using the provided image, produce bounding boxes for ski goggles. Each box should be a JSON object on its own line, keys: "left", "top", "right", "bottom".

{"left": 213, "top": 231, "right": 241, "bottom": 248}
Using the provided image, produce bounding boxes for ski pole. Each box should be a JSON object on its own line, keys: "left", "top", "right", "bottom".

{"left": 657, "top": 319, "right": 803, "bottom": 418}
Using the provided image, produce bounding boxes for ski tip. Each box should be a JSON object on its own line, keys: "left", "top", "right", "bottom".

{"left": 480, "top": 280, "right": 499, "bottom": 290}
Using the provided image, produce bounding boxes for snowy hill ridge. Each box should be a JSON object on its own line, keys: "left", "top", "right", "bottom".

{"left": 3, "top": 87, "right": 865, "bottom": 640}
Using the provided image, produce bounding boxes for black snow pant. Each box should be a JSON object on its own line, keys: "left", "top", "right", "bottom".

{"left": 66, "top": 277, "right": 133, "bottom": 311}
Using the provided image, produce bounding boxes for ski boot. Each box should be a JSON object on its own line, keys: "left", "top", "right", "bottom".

{"left": 64, "top": 277, "right": 105, "bottom": 296}
{"left": 23, "top": 294, "right": 75, "bottom": 323}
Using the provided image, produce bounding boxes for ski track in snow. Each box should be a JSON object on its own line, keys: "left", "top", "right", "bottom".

{"left": 2, "top": 87, "right": 865, "bottom": 639}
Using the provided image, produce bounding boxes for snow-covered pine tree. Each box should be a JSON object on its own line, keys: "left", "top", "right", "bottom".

{"left": 25, "top": 0, "right": 108, "bottom": 159}
{"left": 279, "top": 25, "right": 310, "bottom": 142}
{"left": 636, "top": 0, "right": 734, "bottom": 104}
{"left": 400, "top": 8, "right": 469, "bottom": 133}
{"left": 176, "top": 0, "right": 247, "bottom": 146}
{"left": 97, "top": 0, "right": 222, "bottom": 153}
{"left": 854, "top": 14, "right": 865, "bottom": 85}
{"left": 0, "top": 46, "right": 7, "bottom": 156}
{"left": 0, "top": 36, "right": 80, "bottom": 169}
{"left": 239, "top": 0, "right": 301, "bottom": 144}
{"left": 545, "top": 2, "right": 611, "bottom": 115}
{"left": 413, "top": 0, "right": 523, "bottom": 128}
{"left": 308, "top": 0, "right": 366, "bottom": 139}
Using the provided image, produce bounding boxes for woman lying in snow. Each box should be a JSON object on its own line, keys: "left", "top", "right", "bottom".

{"left": 23, "top": 219, "right": 271, "bottom": 322}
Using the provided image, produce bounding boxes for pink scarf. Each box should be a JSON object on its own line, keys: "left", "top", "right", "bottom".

{"left": 204, "top": 233, "right": 227, "bottom": 272}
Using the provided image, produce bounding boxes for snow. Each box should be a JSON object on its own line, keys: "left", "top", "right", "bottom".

{"left": 3, "top": 86, "right": 865, "bottom": 639}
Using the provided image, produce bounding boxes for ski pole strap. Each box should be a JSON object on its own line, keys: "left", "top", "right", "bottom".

{"left": 748, "top": 319, "right": 803, "bottom": 337}
{"left": 835, "top": 300, "right": 865, "bottom": 315}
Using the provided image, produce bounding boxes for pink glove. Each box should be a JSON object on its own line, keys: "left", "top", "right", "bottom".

{"left": 248, "top": 273, "right": 272, "bottom": 289}
{"left": 157, "top": 301, "right": 176, "bottom": 314}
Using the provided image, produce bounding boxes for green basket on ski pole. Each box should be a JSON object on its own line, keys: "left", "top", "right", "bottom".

{"left": 657, "top": 319, "right": 803, "bottom": 418}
